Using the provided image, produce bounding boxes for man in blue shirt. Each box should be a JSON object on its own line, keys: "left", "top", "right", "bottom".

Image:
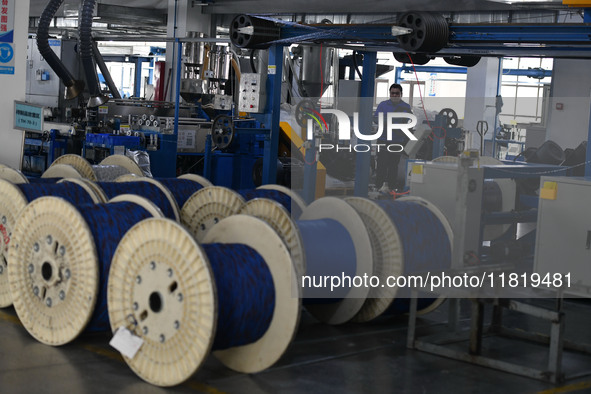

{"left": 374, "top": 83, "right": 413, "bottom": 191}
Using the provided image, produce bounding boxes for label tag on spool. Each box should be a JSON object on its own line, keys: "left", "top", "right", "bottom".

{"left": 110, "top": 327, "right": 144, "bottom": 359}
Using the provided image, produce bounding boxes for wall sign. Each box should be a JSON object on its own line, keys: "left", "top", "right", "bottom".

{"left": 0, "top": 0, "right": 15, "bottom": 75}
{"left": 14, "top": 101, "right": 44, "bottom": 132}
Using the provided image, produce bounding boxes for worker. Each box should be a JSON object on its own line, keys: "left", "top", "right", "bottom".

{"left": 374, "top": 83, "right": 413, "bottom": 191}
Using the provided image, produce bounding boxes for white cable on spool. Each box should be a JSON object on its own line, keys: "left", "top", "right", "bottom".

{"left": 46, "top": 154, "right": 145, "bottom": 182}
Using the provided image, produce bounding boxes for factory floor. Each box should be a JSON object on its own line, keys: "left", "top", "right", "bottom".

{"left": 1, "top": 299, "right": 591, "bottom": 394}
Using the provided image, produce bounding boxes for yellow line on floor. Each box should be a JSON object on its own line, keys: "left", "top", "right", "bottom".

{"left": 0, "top": 310, "right": 20, "bottom": 324}
{"left": 81, "top": 344, "right": 125, "bottom": 363}
{"left": 538, "top": 381, "right": 591, "bottom": 394}
{"left": 183, "top": 380, "right": 229, "bottom": 394}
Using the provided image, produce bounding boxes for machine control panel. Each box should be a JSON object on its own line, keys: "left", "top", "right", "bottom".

{"left": 238, "top": 73, "right": 266, "bottom": 113}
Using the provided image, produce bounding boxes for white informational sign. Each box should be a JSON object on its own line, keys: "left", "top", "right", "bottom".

{"left": 0, "top": 0, "right": 15, "bottom": 75}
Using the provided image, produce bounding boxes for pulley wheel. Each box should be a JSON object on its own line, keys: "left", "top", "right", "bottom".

{"left": 444, "top": 56, "right": 481, "bottom": 67}
{"left": 397, "top": 12, "right": 449, "bottom": 53}
{"left": 230, "top": 15, "right": 281, "bottom": 49}
{"left": 211, "top": 115, "right": 234, "bottom": 150}
{"left": 393, "top": 52, "right": 432, "bottom": 65}
{"left": 295, "top": 99, "right": 320, "bottom": 129}
{"left": 438, "top": 108, "right": 458, "bottom": 128}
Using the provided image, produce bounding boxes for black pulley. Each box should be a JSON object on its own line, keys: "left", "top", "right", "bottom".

{"left": 397, "top": 12, "right": 449, "bottom": 53}
{"left": 393, "top": 52, "right": 432, "bottom": 65}
{"left": 438, "top": 108, "right": 458, "bottom": 128}
{"left": 211, "top": 115, "right": 234, "bottom": 150}
{"left": 444, "top": 55, "right": 481, "bottom": 67}
{"left": 295, "top": 99, "right": 320, "bottom": 128}
{"left": 230, "top": 15, "right": 281, "bottom": 49}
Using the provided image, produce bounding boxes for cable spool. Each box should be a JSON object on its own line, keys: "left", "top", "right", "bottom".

{"left": 240, "top": 198, "right": 306, "bottom": 276}
{"left": 256, "top": 184, "right": 306, "bottom": 219}
{"left": 379, "top": 196, "right": 451, "bottom": 316}
{"left": 108, "top": 215, "right": 299, "bottom": 385}
{"left": 155, "top": 177, "right": 208, "bottom": 210}
{"left": 96, "top": 179, "right": 180, "bottom": 221}
{"left": 8, "top": 195, "right": 163, "bottom": 345}
{"left": 59, "top": 178, "right": 109, "bottom": 203}
{"left": 108, "top": 217, "right": 216, "bottom": 386}
{"left": 99, "top": 155, "right": 144, "bottom": 177}
{"left": 0, "top": 166, "right": 61, "bottom": 184}
{"left": 47, "top": 154, "right": 144, "bottom": 182}
{"left": 178, "top": 173, "right": 213, "bottom": 187}
{"left": 397, "top": 12, "right": 449, "bottom": 53}
{"left": 42, "top": 163, "right": 85, "bottom": 179}
{"left": 346, "top": 196, "right": 452, "bottom": 322}
{"left": 237, "top": 187, "right": 303, "bottom": 219}
{"left": 298, "top": 198, "right": 373, "bottom": 324}
{"left": 230, "top": 14, "right": 281, "bottom": 49}
{"left": 180, "top": 186, "right": 245, "bottom": 241}
{"left": 431, "top": 156, "right": 516, "bottom": 240}
{"left": 0, "top": 167, "right": 31, "bottom": 183}
{"left": 0, "top": 179, "right": 102, "bottom": 308}
{"left": 243, "top": 197, "right": 371, "bottom": 324}
{"left": 203, "top": 215, "right": 300, "bottom": 373}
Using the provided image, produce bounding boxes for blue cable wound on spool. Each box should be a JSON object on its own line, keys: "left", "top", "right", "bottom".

{"left": 376, "top": 200, "right": 451, "bottom": 313}
{"left": 156, "top": 178, "right": 204, "bottom": 209}
{"left": 28, "top": 177, "right": 60, "bottom": 183}
{"left": 97, "top": 181, "right": 177, "bottom": 220}
{"left": 296, "top": 219, "right": 357, "bottom": 301}
{"left": 203, "top": 243, "right": 275, "bottom": 350}
{"left": 77, "top": 202, "right": 153, "bottom": 332}
{"left": 376, "top": 200, "right": 451, "bottom": 275}
{"left": 17, "top": 182, "right": 96, "bottom": 205}
{"left": 238, "top": 189, "right": 295, "bottom": 216}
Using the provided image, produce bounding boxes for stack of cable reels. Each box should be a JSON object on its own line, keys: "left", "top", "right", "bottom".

{"left": 0, "top": 179, "right": 103, "bottom": 308}
{"left": 44, "top": 154, "right": 144, "bottom": 182}
{"left": 242, "top": 196, "right": 372, "bottom": 325}
{"left": 345, "top": 196, "right": 453, "bottom": 322}
{"left": 7, "top": 194, "right": 164, "bottom": 345}
{"left": 180, "top": 186, "right": 246, "bottom": 242}
{"left": 108, "top": 215, "right": 300, "bottom": 386}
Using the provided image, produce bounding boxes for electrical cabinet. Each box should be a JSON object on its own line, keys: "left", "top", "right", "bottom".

{"left": 534, "top": 176, "right": 591, "bottom": 297}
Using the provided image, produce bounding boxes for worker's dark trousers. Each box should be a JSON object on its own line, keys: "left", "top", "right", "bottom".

{"left": 376, "top": 150, "right": 401, "bottom": 189}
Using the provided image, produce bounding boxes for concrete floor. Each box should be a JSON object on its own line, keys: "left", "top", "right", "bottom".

{"left": 1, "top": 300, "right": 591, "bottom": 393}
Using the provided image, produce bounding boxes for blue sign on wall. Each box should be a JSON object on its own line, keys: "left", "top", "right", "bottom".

{"left": 14, "top": 101, "right": 44, "bottom": 132}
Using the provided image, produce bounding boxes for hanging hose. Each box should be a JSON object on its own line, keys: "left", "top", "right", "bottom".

{"left": 249, "top": 49, "right": 257, "bottom": 74}
{"left": 36, "top": 0, "right": 84, "bottom": 100}
{"left": 92, "top": 41, "right": 122, "bottom": 99}
{"left": 352, "top": 51, "right": 363, "bottom": 81}
{"left": 79, "top": 0, "right": 108, "bottom": 107}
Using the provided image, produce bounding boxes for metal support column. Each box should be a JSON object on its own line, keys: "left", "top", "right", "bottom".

{"left": 586, "top": 102, "right": 591, "bottom": 177}
{"left": 262, "top": 45, "right": 284, "bottom": 185}
{"left": 354, "top": 51, "right": 377, "bottom": 197}
{"left": 134, "top": 57, "right": 143, "bottom": 98}
{"left": 303, "top": 132, "right": 317, "bottom": 204}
